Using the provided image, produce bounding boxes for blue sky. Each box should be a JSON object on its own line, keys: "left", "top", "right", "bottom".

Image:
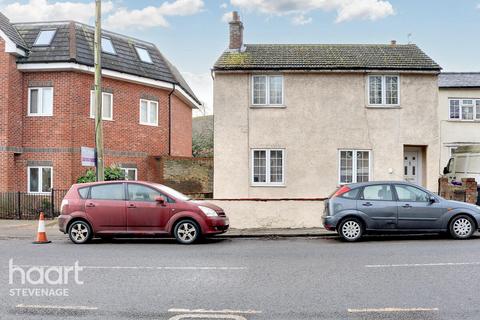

{"left": 1, "top": 0, "right": 479, "bottom": 113}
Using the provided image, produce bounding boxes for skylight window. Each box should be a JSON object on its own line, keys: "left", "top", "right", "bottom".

{"left": 135, "top": 47, "right": 153, "bottom": 63}
{"left": 34, "top": 29, "right": 56, "bottom": 46}
{"left": 101, "top": 37, "right": 116, "bottom": 55}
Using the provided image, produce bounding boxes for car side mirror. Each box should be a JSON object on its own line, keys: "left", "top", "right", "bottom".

{"left": 155, "top": 196, "right": 165, "bottom": 205}
{"left": 429, "top": 196, "right": 436, "bottom": 204}
{"left": 443, "top": 167, "right": 449, "bottom": 175}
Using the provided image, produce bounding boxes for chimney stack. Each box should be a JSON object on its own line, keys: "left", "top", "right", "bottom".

{"left": 390, "top": 40, "right": 397, "bottom": 46}
{"left": 229, "top": 11, "right": 243, "bottom": 50}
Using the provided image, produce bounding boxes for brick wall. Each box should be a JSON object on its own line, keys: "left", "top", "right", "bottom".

{"left": 159, "top": 156, "right": 213, "bottom": 197}
{"left": 0, "top": 46, "right": 194, "bottom": 191}
{"left": 438, "top": 177, "right": 479, "bottom": 204}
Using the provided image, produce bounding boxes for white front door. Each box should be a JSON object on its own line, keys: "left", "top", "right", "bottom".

{"left": 404, "top": 151, "right": 419, "bottom": 184}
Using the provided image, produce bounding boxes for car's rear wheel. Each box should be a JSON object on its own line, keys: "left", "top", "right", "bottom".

{"left": 449, "top": 215, "right": 475, "bottom": 239}
{"left": 68, "top": 220, "right": 92, "bottom": 244}
{"left": 338, "top": 218, "right": 363, "bottom": 242}
{"left": 174, "top": 220, "right": 200, "bottom": 244}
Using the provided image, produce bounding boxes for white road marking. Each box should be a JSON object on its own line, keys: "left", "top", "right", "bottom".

{"left": 168, "top": 315, "right": 247, "bottom": 320}
{"left": 168, "top": 308, "right": 262, "bottom": 314}
{"left": 16, "top": 304, "right": 98, "bottom": 311}
{"left": 15, "top": 265, "right": 246, "bottom": 270}
{"left": 348, "top": 307, "right": 439, "bottom": 313}
{"left": 366, "top": 262, "right": 480, "bottom": 268}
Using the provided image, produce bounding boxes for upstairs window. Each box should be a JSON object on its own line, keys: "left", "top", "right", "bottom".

{"left": 449, "top": 99, "right": 480, "bottom": 121}
{"left": 368, "top": 75, "right": 399, "bottom": 106}
{"left": 28, "top": 87, "right": 53, "bottom": 116}
{"left": 252, "top": 75, "right": 283, "bottom": 106}
{"left": 90, "top": 91, "right": 113, "bottom": 120}
{"left": 101, "top": 37, "right": 116, "bottom": 55}
{"left": 122, "top": 168, "right": 138, "bottom": 181}
{"left": 139, "top": 99, "right": 158, "bottom": 126}
{"left": 33, "top": 29, "right": 56, "bottom": 46}
{"left": 135, "top": 47, "right": 153, "bottom": 63}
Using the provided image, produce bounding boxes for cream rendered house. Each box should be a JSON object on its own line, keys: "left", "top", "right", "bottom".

{"left": 438, "top": 73, "right": 480, "bottom": 169}
{"left": 211, "top": 12, "right": 442, "bottom": 229}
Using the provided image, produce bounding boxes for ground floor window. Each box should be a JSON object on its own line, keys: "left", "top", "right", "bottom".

{"left": 28, "top": 166, "right": 52, "bottom": 193}
{"left": 339, "top": 150, "right": 371, "bottom": 184}
{"left": 121, "top": 168, "right": 137, "bottom": 180}
{"left": 251, "top": 149, "right": 285, "bottom": 185}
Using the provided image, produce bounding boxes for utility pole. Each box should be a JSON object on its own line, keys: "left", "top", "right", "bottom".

{"left": 94, "top": 0, "right": 105, "bottom": 181}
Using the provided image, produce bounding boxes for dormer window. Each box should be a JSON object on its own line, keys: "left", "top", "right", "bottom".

{"left": 101, "top": 37, "right": 116, "bottom": 55}
{"left": 135, "top": 46, "right": 153, "bottom": 63}
{"left": 34, "top": 29, "right": 56, "bottom": 46}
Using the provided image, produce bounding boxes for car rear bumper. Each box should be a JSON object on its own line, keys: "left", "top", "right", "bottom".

{"left": 204, "top": 216, "right": 229, "bottom": 234}
{"left": 322, "top": 215, "right": 338, "bottom": 231}
{"left": 58, "top": 215, "right": 71, "bottom": 233}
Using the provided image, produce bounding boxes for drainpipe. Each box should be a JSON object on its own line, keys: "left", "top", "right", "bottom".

{"left": 168, "top": 84, "right": 176, "bottom": 156}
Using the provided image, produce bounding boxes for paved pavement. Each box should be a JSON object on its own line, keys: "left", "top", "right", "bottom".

{"left": 1, "top": 232, "right": 480, "bottom": 319}
{"left": 0, "top": 219, "right": 332, "bottom": 240}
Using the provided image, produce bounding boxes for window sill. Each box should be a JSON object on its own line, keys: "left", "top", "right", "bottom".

{"left": 251, "top": 184, "right": 286, "bottom": 188}
{"left": 139, "top": 122, "right": 158, "bottom": 127}
{"left": 28, "top": 192, "right": 51, "bottom": 195}
{"left": 250, "top": 105, "right": 286, "bottom": 109}
{"left": 27, "top": 114, "right": 53, "bottom": 117}
{"left": 447, "top": 119, "right": 480, "bottom": 123}
{"left": 365, "top": 105, "right": 401, "bottom": 109}
{"left": 90, "top": 117, "right": 114, "bottom": 121}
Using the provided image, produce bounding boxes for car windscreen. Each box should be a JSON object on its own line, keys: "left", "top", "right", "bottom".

{"left": 154, "top": 184, "right": 191, "bottom": 201}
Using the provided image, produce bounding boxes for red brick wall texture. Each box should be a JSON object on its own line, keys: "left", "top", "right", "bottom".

{"left": 0, "top": 40, "right": 193, "bottom": 191}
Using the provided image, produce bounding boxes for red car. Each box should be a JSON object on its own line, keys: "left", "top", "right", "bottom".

{"left": 58, "top": 181, "right": 229, "bottom": 244}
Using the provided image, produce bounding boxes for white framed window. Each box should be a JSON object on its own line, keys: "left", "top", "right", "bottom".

{"left": 251, "top": 149, "right": 285, "bottom": 186}
{"left": 28, "top": 166, "right": 52, "bottom": 194}
{"left": 252, "top": 75, "right": 284, "bottom": 106}
{"left": 33, "top": 29, "right": 56, "bottom": 46}
{"left": 121, "top": 168, "right": 137, "bottom": 180}
{"left": 90, "top": 91, "right": 113, "bottom": 120}
{"left": 28, "top": 87, "right": 53, "bottom": 116}
{"left": 135, "top": 47, "right": 153, "bottom": 63}
{"left": 368, "top": 75, "right": 399, "bottom": 106}
{"left": 449, "top": 99, "right": 480, "bottom": 121}
{"left": 339, "top": 150, "right": 371, "bottom": 184}
{"left": 101, "top": 37, "right": 116, "bottom": 55}
{"left": 139, "top": 99, "right": 158, "bottom": 126}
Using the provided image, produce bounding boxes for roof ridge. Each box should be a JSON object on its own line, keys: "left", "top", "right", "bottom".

{"left": 244, "top": 43, "right": 417, "bottom": 46}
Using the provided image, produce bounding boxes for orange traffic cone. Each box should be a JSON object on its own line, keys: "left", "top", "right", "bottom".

{"left": 33, "top": 212, "right": 51, "bottom": 244}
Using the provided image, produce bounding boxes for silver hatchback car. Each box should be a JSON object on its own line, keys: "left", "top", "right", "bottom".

{"left": 322, "top": 181, "right": 480, "bottom": 241}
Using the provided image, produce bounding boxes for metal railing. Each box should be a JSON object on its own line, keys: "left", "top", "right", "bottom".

{"left": 0, "top": 189, "right": 68, "bottom": 220}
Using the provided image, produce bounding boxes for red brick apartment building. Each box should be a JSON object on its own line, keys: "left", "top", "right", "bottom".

{"left": 0, "top": 12, "right": 200, "bottom": 193}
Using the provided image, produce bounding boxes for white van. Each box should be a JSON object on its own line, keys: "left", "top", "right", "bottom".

{"left": 443, "top": 146, "right": 480, "bottom": 184}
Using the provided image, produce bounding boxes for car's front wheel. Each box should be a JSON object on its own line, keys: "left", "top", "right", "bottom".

{"left": 68, "top": 220, "right": 92, "bottom": 244}
{"left": 174, "top": 220, "right": 200, "bottom": 244}
{"left": 338, "top": 218, "right": 363, "bottom": 242}
{"left": 449, "top": 215, "right": 475, "bottom": 239}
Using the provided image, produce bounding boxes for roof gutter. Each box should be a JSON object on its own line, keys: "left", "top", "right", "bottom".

{"left": 168, "top": 83, "right": 175, "bottom": 156}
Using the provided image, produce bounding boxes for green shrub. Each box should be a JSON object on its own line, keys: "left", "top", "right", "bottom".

{"left": 77, "top": 165, "right": 126, "bottom": 183}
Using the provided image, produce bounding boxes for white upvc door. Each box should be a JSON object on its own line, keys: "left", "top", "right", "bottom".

{"left": 404, "top": 151, "right": 419, "bottom": 185}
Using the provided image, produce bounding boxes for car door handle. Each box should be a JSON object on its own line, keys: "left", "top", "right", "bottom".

{"left": 362, "top": 202, "right": 373, "bottom": 207}
{"left": 128, "top": 204, "right": 136, "bottom": 208}
{"left": 402, "top": 204, "right": 412, "bottom": 208}
{"left": 86, "top": 203, "right": 95, "bottom": 207}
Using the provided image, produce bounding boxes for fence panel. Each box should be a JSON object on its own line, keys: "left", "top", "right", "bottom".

{"left": 0, "top": 189, "right": 68, "bottom": 220}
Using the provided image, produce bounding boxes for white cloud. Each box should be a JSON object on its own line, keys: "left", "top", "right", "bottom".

{"left": 230, "top": 0, "right": 394, "bottom": 24}
{"left": 220, "top": 2, "right": 228, "bottom": 9}
{"left": 2, "top": 0, "right": 114, "bottom": 23}
{"left": 104, "top": 0, "right": 204, "bottom": 29}
{"left": 292, "top": 14, "right": 312, "bottom": 25}
{"left": 221, "top": 11, "right": 234, "bottom": 23}
{"left": 181, "top": 71, "right": 213, "bottom": 115}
